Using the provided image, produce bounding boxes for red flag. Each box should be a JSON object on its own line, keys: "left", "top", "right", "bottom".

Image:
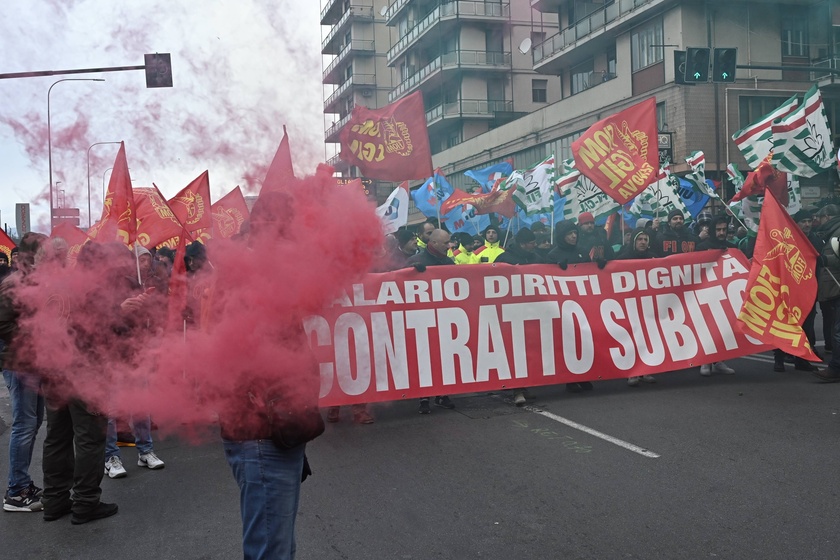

{"left": 261, "top": 125, "right": 296, "bottom": 194}
{"left": 0, "top": 229, "right": 16, "bottom": 264}
{"left": 134, "top": 185, "right": 185, "bottom": 249}
{"left": 440, "top": 177, "right": 516, "bottom": 218}
{"left": 737, "top": 191, "right": 820, "bottom": 361}
{"left": 210, "top": 186, "right": 250, "bottom": 240}
{"left": 88, "top": 142, "right": 137, "bottom": 245}
{"left": 729, "top": 160, "right": 789, "bottom": 205}
{"left": 50, "top": 222, "right": 90, "bottom": 268}
{"left": 339, "top": 91, "right": 433, "bottom": 181}
{"left": 571, "top": 97, "right": 659, "bottom": 204}
{"left": 168, "top": 171, "right": 212, "bottom": 233}
{"left": 166, "top": 230, "right": 189, "bottom": 332}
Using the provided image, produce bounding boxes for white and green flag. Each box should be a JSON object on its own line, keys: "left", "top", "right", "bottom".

{"left": 628, "top": 164, "right": 689, "bottom": 222}
{"left": 732, "top": 94, "right": 799, "bottom": 169}
{"left": 508, "top": 155, "right": 556, "bottom": 215}
{"left": 556, "top": 158, "right": 620, "bottom": 222}
{"left": 771, "top": 85, "right": 834, "bottom": 177}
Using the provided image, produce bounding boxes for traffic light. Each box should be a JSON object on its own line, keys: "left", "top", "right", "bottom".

{"left": 683, "top": 47, "right": 710, "bottom": 83}
{"left": 144, "top": 53, "right": 173, "bottom": 88}
{"left": 673, "top": 50, "right": 693, "bottom": 85}
{"left": 713, "top": 48, "right": 737, "bottom": 83}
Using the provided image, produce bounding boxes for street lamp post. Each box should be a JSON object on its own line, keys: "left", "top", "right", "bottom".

{"left": 102, "top": 167, "right": 114, "bottom": 200}
{"left": 48, "top": 78, "right": 105, "bottom": 231}
{"left": 87, "top": 141, "right": 121, "bottom": 228}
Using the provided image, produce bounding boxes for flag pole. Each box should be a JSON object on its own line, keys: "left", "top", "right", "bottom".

{"left": 434, "top": 173, "right": 441, "bottom": 225}
{"left": 133, "top": 242, "right": 142, "bottom": 286}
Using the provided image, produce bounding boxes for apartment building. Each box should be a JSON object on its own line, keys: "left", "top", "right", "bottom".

{"left": 434, "top": 0, "right": 839, "bottom": 202}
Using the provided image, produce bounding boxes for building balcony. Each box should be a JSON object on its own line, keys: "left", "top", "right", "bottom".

{"left": 387, "top": 1, "right": 510, "bottom": 63}
{"left": 384, "top": 0, "right": 411, "bottom": 25}
{"left": 389, "top": 50, "right": 511, "bottom": 103}
{"left": 323, "top": 40, "right": 377, "bottom": 84}
{"left": 325, "top": 113, "right": 353, "bottom": 143}
{"left": 425, "top": 98, "right": 513, "bottom": 128}
{"left": 321, "top": 0, "right": 344, "bottom": 25}
{"left": 327, "top": 153, "right": 352, "bottom": 172}
{"left": 530, "top": 0, "right": 563, "bottom": 11}
{"left": 322, "top": 5, "right": 376, "bottom": 55}
{"left": 533, "top": 0, "right": 672, "bottom": 74}
{"left": 324, "top": 73, "right": 377, "bottom": 114}
{"left": 812, "top": 56, "right": 840, "bottom": 88}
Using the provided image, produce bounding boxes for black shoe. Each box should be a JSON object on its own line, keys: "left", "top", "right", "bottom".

{"left": 43, "top": 502, "right": 73, "bottom": 522}
{"left": 784, "top": 354, "right": 796, "bottom": 364}
{"left": 418, "top": 399, "right": 431, "bottom": 415}
{"left": 812, "top": 368, "right": 840, "bottom": 383}
{"left": 565, "top": 383, "right": 582, "bottom": 394}
{"left": 434, "top": 396, "right": 455, "bottom": 409}
{"left": 579, "top": 381, "right": 594, "bottom": 391}
{"left": 795, "top": 360, "right": 820, "bottom": 372}
{"left": 70, "top": 502, "right": 118, "bottom": 525}
{"left": 773, "top": 362, "right": 785, "bottom": 373}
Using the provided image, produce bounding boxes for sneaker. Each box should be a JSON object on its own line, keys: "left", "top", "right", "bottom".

{"left": 104, "top": 456, "right": 127, "bottom": 479}
{"left": 352, "top": 410, "right": 374, "bottom": 424}
{"left": 3, "top": 486, "right": 43, "bottom": 512}
{"left": 627, "top": 376, "right": 640, "bottom": 387}
{"left": 326, "top": 407, "right": 340, "bottom": 423}
{"left": 713, "top": 362, "right": 735, "bottom": 375}
{"left": 419, "top": 399, "right": 431, "bottom": 414}
{"left": 138, "top": 451, "right": 165, "bottom": 470}
{"left": 43, "top": 501, "right": 73, "bottom": 522}
{"left": 28, "top": 482, "right": 44, "bottom": 499}
{"left": 434, "top": 396, "right": 455, "bottom": 409}
{"left": 794, "top": 360, "right": 821, "bottom": 372}
{"left": 513, "top": 391, "right": 526, "bottom": 406}
{"left": 71, "top": 502, "right": 118, "bottom": 525}
{"left": 699, "top": 364, "right": 712, "bottom": 377}
{"left": 642, "top": 375, "right": 657, "bottom": 383}
{"left": 813, "top": 368, "right": 840, "bottom": 383}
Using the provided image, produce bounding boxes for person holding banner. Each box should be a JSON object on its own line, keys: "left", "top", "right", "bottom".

{"left": 658, "top": 209, "right": 702, "bottom": 256}
{"left": 576, "top": 212, "right": 615, "bottom": 262}
{"left": 473, "top": 225, "right": 505, "bottom": 263}
{"left": 451, "top": 232, "right": 479, "bottom": 265}
{"left": 416, "top": 219, "right": 437, "bottom": 252}
{"left": 407, "top": 229, "right": 457, "bottom": 413}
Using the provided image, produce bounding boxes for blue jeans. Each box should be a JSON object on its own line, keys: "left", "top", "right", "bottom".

{"left": 3, "top": 370, "right": 45, "bottom": 495}
{"left": 223, "top": 440, "right": 305, "bottom": 560}
{"left": 105, "top": 416, "right": 153, "bottom": 459}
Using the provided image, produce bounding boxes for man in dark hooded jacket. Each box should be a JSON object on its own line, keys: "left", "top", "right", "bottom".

{"left": 658, "top": 209, "right": 702, "bottom": 256}
{"left": 495, "top": 228, "right": 541, "bottom": 265}
{"left": 546, "top": 221, "right": 589, "bottom": 266}
{"left": 406, "top": 229, "right": 455, "bottom": 268}
{"left": 697, "top": 216, "right": 737, "bottom": 251}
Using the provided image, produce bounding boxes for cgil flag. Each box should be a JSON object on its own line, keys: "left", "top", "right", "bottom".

{"left": 0, "top": 229, "right": 16, "bottom": 264}
{"left": 376, "top": 182, "right": 410, "bottom": 234}
{"left": 771, "top": 85, "right": 834, "bottom": 177}
{"left": 134, "top": 185, "right": 185, "bottom": 249}
{"left": 571, "top": 97, "right": 659, "bottom": 204}
{"left": 261, "top": 125, "right": 296, "bottom": 194}
{"left": 737, "top": 191, "right": 820, "bottom": 361}
{"left": 339, "top": 91, "right": 433, "bottom": 181}
{"left": 732, "top": 94, "right": 799, "bottom": 169}
{"left": 88, "top": 142, "right": 137, "bottom": 246}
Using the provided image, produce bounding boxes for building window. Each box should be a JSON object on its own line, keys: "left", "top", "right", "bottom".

{"left": 446, "top": 129, "right": 462, "bottom": 149}
{"left": 531, "top": 31, "right": 546, "bottom": 48}
{"left": 738, "top": 96, "right": 790, "bottom": 129}
{"left": 631, "top": 19, "right": 664, "bottom": 71}
{"left": 782, "top": 16, "right": 808, "bottom": 57}
{"left": 656, "top": 102, "right": 667, "bottom": 131}
{"left": 532, "top": 79, "right": 548, "bottom": 103}
{"left": 607, "top": 46, "right": 617, "bottom": 78}
{"left": 571, "top": 59, "right": 594, "bottom": 95}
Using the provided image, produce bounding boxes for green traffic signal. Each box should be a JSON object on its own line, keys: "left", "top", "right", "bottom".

{"left": 684, "top": 47, "right": 710, "bottom": 83}
{"left": 713, "top": 48, "right": 737, "bottom": 83}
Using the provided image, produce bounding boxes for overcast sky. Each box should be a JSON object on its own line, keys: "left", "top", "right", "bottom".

{"left": 0, "top": 1, "right": 327, "bottom": 233}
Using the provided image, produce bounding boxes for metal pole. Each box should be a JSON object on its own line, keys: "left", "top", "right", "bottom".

{"left": 87, "top": 142, "right": 121, "bottom": 229}
{"left": 48, "top": 78, "right": 104, "bottom": 231}
{"left": 103, "top": 167, "right": 113, "bottom": 200}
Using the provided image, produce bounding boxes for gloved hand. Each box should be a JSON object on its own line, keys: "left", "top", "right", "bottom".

{"left": 557, "top": 260, "right": 568, "bottom": 270}
{"left": 413, "top": 264, "right": 427, "bottom": 273}
{"left": 595, "top": 258, "right": 607, "bottom": 270}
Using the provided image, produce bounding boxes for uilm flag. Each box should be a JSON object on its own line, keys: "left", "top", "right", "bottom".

{"left": 737, "top": 191, "right": 820, "bottom": 361}
{"left": 168, "top": 171, "right": 212, "bottom": 233}
{"left": 88, "top": 142, "right": 137, "bottom": 246}
{"left": 261, "top": 125, "right": 296, "bottom": 194}
{"left": 729, "top": 158, "right": 788, "bottom": 205}
{"left": 0, "top": 229, "right": 16, "bottom": 263}
{"left": 50, "top": 223, "right": 90, "bottom": 268}
{"left": 571, "top": 97, "right": 659, "bottom": 204}
{"left": 210, "top": 186, "right": 250, "bottom": 240}
{"left": 134, "top": 185, "right": 184, "bottom": 249}
{"left": 376, "top": 182, "right": 410, "bottom": 234}
{"left": 339, "top": 91, "right": 433, "bottom": 181}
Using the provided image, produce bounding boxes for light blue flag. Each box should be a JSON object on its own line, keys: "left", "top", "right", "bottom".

{"left": 464, "top": 162, "right": 514, "bottom": 194}
{"left": 411, "top": 171, "right": 455, "bottom": 218}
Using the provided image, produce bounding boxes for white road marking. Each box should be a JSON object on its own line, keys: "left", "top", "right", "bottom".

{"left": 522, "top": 405, "right": 661, "bottom": 459}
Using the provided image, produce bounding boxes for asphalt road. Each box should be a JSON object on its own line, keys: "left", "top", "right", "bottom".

{"left": 1, "top": 349, "right": 838, "bottom": 560}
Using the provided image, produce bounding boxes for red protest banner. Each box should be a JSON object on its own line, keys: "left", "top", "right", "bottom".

{"left": 440, "top": 178, "right": 516, "bottom": 218}
{"left": 305, "top": 250, "right": 768, "bottom": 406}
{"left": 737, "top": 191, "right": 819, "bottom": 361}
{"left": 339, "top": 91, "right": 433, "bottom": 181}
{"left": 88, "top": 142, "right": 137, "bottom": 246}
{"left": 168, "top": 171, "right": 212, "bottom": 233}
{"left": 571, "top": 97, "right": 658, "bottom": 205}
{"left": 134, "top": 185, "right": 184, "bottom": 249}
{"left": 0, "top": 229, "right": 16, "bottom": 264}
{"left": 261, "top": 125, "right": 296, "bottom": 194}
